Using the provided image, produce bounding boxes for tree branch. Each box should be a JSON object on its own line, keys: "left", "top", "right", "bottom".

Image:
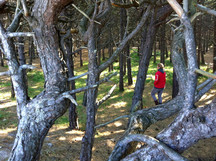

{"left": 110, "top": 134, "right": 189, "bottom": 161}
{"left": 18, "top": 64, "right": 36, "bottom": 73}
{"left": 0, "top": 70, "right": 10, "bottom": 76}
{"left": 98, "top": 5, "right": 151, "bottom": 73}
{"left": 195, "top": 68, "right": 216, "bottom": 79}
{"left": 110, "top": 0, "right": 139, "bottom": 8}
{"left": 56, "top": 93, "right": 78, "bottom": 105}
{"left": 95, "top": 115, "right": 129, "bottom": 129}
{"left": 20, "top": 0, "right": 28, "bottom": 16}
{"left": 196, "top": 4, "right": 216, "bottom": 17}
{"left": 7, "top": 32, "right": 34, "bottom": 38}
{"left": 68, "top": 72, "right": 89, "bottom": 81}
{"left": 167, "top": 0, "right": 184, "bottom": 17}
{"left": 72, "top": 4, "right": 101, "bottom": 25}
{"left": 96, "top": 84, "right": 117, "bottom": 107}
{"left": 6, "top": 10, "right": 23, "bottom": 32}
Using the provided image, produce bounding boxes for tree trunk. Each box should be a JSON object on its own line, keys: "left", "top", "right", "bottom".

{"left": 172, "top": 69, "right": 179, "bottom": 98}
{"left": 64, "top": 37, "right": 78, "bottom": 130}
{"left": 0, "top": 50, "right": 4, "bottom": 66}
{"left": 28, "top": 37, "right": 34, "bottom": 65}
{"left": 79, "top": 50, "right": 83, "bottom": 67}
{"left": 126, "top": 44, "right": 133, "bottom": 85}
{"left": 17, "top": 37, "right": 28, "bottom": 97}
{"left": 160, "top": 23, "right": 166, "bottom": 64}
{"left": 153, "top": 41, "right": 157, "bottom": 64}
{"left": 214, "top": 16, "right": 216, "bottom": 72}
{"left": 131, "top": 13, "right": 158, "bottom": 112}
{"left": 80, "top": 22, "right": 99, "bottom": 161}
{"left": 6, "top": 0, "right": 73, "bottom": 159}
{"left": 119, "top": 7, "right": 127, "bottom": 92}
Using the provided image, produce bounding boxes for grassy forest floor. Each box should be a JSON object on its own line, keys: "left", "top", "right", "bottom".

{"left": 0, "top": 48, "right": 216, "bottom": 161}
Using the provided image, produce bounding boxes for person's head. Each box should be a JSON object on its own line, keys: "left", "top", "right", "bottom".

{"left": 157, "top": 63, "right": 164, "bottom": 69}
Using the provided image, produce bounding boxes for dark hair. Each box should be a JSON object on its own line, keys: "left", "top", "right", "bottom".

{"left": 157, "top": 63, "right": 164, "bottom": 69}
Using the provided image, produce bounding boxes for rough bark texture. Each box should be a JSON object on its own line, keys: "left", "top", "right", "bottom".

{"left": 80, "top": 22, "right": 99, "bottom": 161}
{"left": 130, "top": 12, "right": 157, "bottom": 112}
{"left": 214, "top": 16, "right": 216, "bottom": 72}
{"left": 4, "top": 0, "right": 74, "bottom": 160}
{"left": 157, "top": 98, "right": 216, "bottom": 153}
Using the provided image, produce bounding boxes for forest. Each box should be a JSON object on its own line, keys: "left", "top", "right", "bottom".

{"left": 0, "top": 0, "right": 216, "bottom": 160}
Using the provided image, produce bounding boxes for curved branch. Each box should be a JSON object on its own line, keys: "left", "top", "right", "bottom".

{"left": 18, "top": 64, "right": 36, "bottom": 73}
{"left": 117, "top": 134, "right": 189, "bottom": 161}
{"left": 56, "top": 93, "right": 78, "bottom": 105}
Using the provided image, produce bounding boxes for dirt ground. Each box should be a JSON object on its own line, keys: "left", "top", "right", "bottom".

{"left": 0, "top": 50, "right": 216, "bottom": 161}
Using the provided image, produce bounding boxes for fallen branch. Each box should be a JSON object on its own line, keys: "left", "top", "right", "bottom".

{"left": 117, "top": 134, "right": 189, "bottom": 161}
{"left": 7, "top": 32, "right": 34, "bottom": 38}
{"left": 95, "top": 115, "right": 129, "bottom": 129}
{"left": 195, "top": 79, "right": 216, "bottom": 102}
{"left": 96, "top": 84, "right": 117, "bottom": 107}
{"left": 197, "top": 72, "right": 216, "bottom": 90}
{"left": 0, "top": 70, "right": 10, "bottom": 76}
{"left": 195, "top": 68, "right": 216, "bottom": 79}
{"left": 68, "top": 72, "right": 89, "bottom": 81}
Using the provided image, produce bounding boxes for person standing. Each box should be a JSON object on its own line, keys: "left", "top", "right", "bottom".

{"left": 151, "top": 63, "right": 166, "bottom": 105}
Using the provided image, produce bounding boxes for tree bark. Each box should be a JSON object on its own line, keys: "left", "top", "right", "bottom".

{"left": 126, "top": 44, "right": 133, "bottom": 85}
{"left": 131, "top": 12, "right": 157, "bottom": 112}
{"left": 80, "top": 21, "right": 99, "bottom": 161}
{"left": 214, "top": 16, "right": 216, "bottom": 72}
{"left": 4, "top": 0, "right": 74, "bottom": 159}
{"left": 119, "top": 7, "right": 127, "bottom": 92}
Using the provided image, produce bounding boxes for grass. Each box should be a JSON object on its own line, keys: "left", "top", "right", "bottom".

{"left": 0, "top": 50, "right": 213, "bottom": 130}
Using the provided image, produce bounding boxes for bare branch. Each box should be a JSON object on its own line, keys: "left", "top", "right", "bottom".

{"left": 95, "top": 115, "right": 129, "bottom": 129}
{"left": 7, "top": 10, "right": 23, "bottom": 32}
{"left": 96, "top": 84, "right": 117, "bottom": 107}
{"left": 98, "top": 72, "right": 117, "bottom": 84}
{"left": 72, "top": 4, "right": 101, "bottom": 25}
{"left": 0, "top": 70, "right": 10, "bottom": 76}
{"left": 7, "top": 32, "right": 34, "bottom": 38}
{"left": 195, "top": 68, "right": 216, "bottom": 79}
{"left": 167, "top": 0, "right": 184, "bottom": 18}
{"left": 21, "top": 0, "right": 29, "bottom": 16}
{"left": 195, "top": 79, "right": 216, "bottom": 102}
{"left": 56, "top": 93, "right": 78, "bottom": 105}
{"left": 98, "top": 5, "right": 151, "bottom": 73}
{"left": 196, "top": 4, "right": 216, "bottom": 16}
{"left": 197, "top": 77, "right": 214, "bottom": 90}
{"left": 110, "top": 0, "right": 139, "bottom": 8}
{"left": 18, "top": 64, "right": 36, "bottom": 73}
{"left": 68, "top": 72, "right": 89, "bottom": 81}
{"left": 110, "top": 134, "right": 189, "bottom": 161}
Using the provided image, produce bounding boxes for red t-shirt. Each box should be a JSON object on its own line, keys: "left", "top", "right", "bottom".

{"left": 154, "top": 69, "right": 166, "bottom": 88}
